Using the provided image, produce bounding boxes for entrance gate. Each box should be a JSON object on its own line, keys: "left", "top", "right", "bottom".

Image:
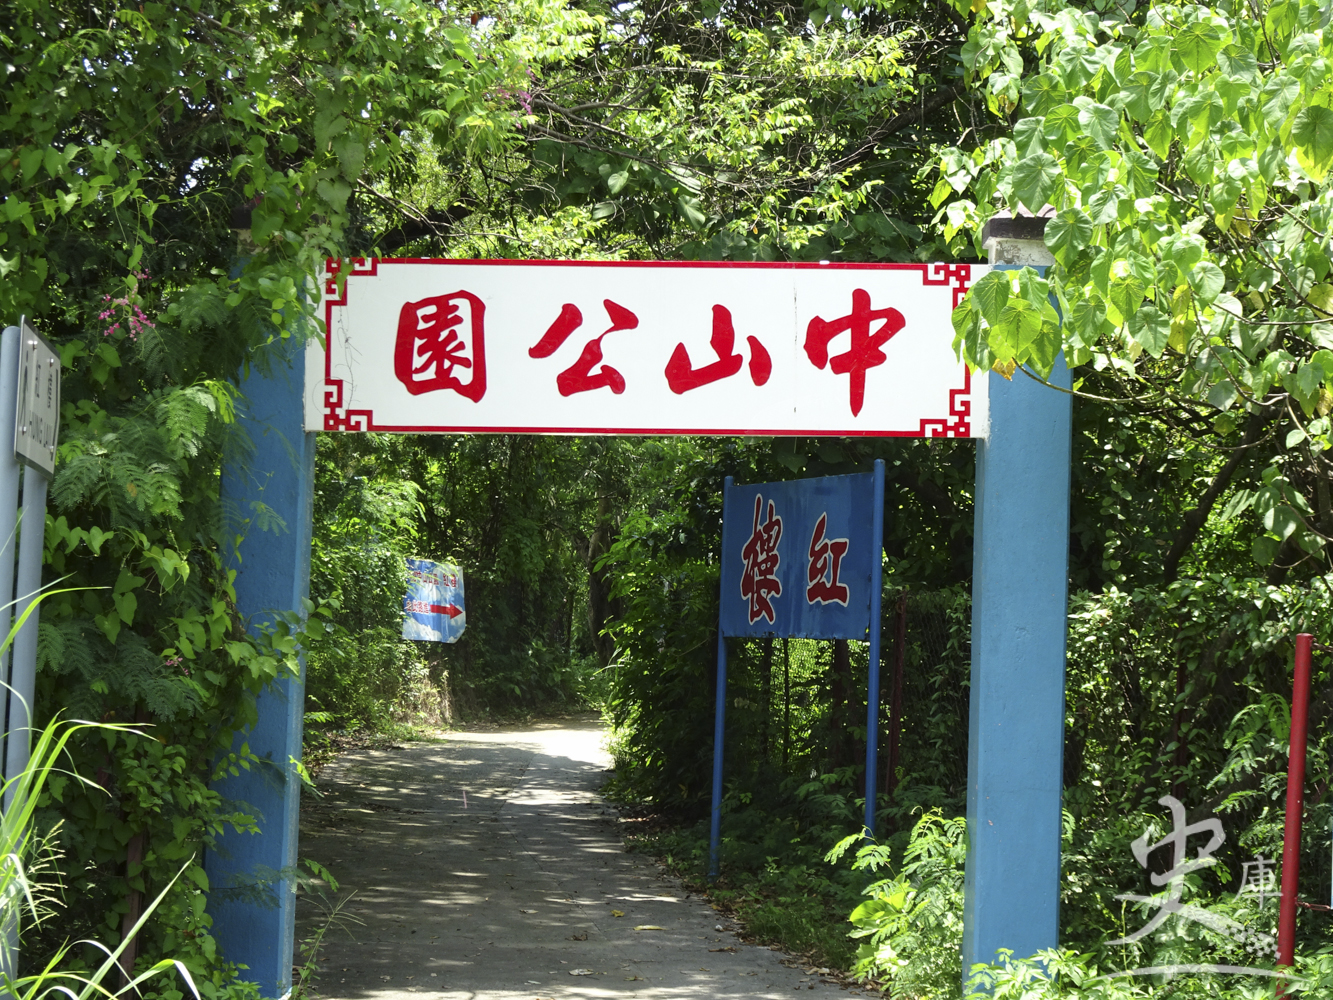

{"left": 205, "top": 221, "right": 1069, "bottom": 996}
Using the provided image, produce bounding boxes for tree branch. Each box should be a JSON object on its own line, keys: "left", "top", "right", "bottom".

{"left": 1161, "top": 407, "right": 1276, "bottom": 583}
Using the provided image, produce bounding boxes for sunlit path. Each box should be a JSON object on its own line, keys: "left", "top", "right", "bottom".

{"left": 297, "top": 717, "right": 849, "bottom": 999}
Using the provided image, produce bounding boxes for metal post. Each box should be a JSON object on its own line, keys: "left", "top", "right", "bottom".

{"left": 0, "top": 326, "right": 22, "bottom": 779}
{"left": 4, "top": 467, "right": 48, "bottom": 795}
{"left": 1277, "top": 632, "right": 1313, "bottom": 974}
{"left": 963, "top": 215, "right": 1071, "bottom": 975}
{"left": 0, "top": 324, "right": 22, "bottom": 981}
{"left": 709, "top": 475, "right": 734, "bottom": 879}
{"left": 862, "top": 459, "right": 885, "bottom": 836}
{"left": 0, "top": 319, "right": 59, "bottom": 982}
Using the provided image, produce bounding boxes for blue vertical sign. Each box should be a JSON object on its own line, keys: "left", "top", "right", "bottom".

{"left": 719, "top": 473, "right": 877, "bottom": 640}
{"left": 403, "top": 558, "right": 466, "bottom": 643}
{"left": 710, "top": 462, "right": 885, "bottom": 876}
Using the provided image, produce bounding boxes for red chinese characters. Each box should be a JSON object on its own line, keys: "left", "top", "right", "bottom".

{"left": 665, "top": 305, "right": 772, "bottom": 394}
{"left": 530, "top": 299, "right": 639, "bottom": 396}
{"left": 394, "top": 291, "right": 487, "bottom": 401}
{"left": 805, "top": 289, "right": 905, "bottom": 417}
{"left": 806, "top": 513, "right": 849, "bottom": 606}
{"left": 739, "top": 494, "right": 783, "bottom": 624}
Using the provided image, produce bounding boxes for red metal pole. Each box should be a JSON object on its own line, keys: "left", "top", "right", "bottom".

{"left": 1277, "top": 632, "right": 1313, "bottom": 976}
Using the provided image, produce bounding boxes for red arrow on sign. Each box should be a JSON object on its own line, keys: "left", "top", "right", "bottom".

{"left": 427, "top": 603, "right": 463, "bottom": 619}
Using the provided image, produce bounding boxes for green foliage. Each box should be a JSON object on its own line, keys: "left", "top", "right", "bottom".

{"left": 3, "top": 0, "right": 523, "bottom": 985}
{"left": 3, "top": 713, "right": 213, "bottom": 1000}
{"left": 941, "top": 0, "right": 1333, "bottom": 574}
{"left": 832, "top": 812, "right": 967, "bottom": 996}
{"left": 306, "top": 444, "right": 424, "bottom": 726}
{"left": 304, "top": 433, "right": 645, "bottom": 725}
{"left": 811, "top": 574, "right": 1333, "bottom": 993}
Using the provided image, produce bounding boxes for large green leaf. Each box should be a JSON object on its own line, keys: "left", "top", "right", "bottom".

{"left": 1027, "top": 316, "right": 1063, "bottom": 376}
{"left": 1252, "top": 534, "right": 1281, "bottom": 565}
{"left": 1087, "top": 187, "right": 1122, "bottom": 224}
{"left": 1044, "top": 208, "right": 1093, "bottom": 265}
{"left": 1128, "top": 302, "right": 1170, "bottom": 357}
{"left": 1108, "top": 268, "right": 1147, "bottom": 324}
{"left": 1121, "top": 72, "right": 1155, "bottom": 122}
{"left": 1022, "top": 73, "right": 1065, "bottom": 116}
{"left": 1292, "top": 359, "right": 1324, "bottom": 412}
{"left": 999, "top": 298, "right": 1045, "bottom": 361}
{"left": 1068, "top": 298, "right": 1109, "bottom": 348}
{"left": 1174, "top": 21, "right": 1225, "bottom": 74}
{"left": 1077, "top": 100, "right": 1119, "bottom": 150}
{"left": 1260, "top": 74, "right": 1300, "bottom": 130}
{"left": 971, "top": 270, "right": 1012, "bottom": 327}
{"left": 1012, "top": 151, "right": 1061, "bottom": 212}
{"left": 1215, "top": 75, "right": 1252, "bottom": 115}
{"left": 1292, "top": 105, "right": 1333, "bottom": 168}
{"left": 1263, "top": 503, "right": 1301, "bottom": 540}
{"left": 1043, "top": 104, "right": 1080, "bottom": 142}
{"left": 1122, "top": 149, "right": 1159, "bottom": 197}
{"left": 1187, "top": 262, "right": 1225, "bottom": 305}
{"left": 952, "top": 297, "right": 993, "bottom": 371}
{"left": 1143, "top": 111, "right": 1173, "bottom": 159}
{"left": 1159, "top": 233, "right": 1205, "bottom": 280}
{"left": 1055, "top": 46, "right": 1101, "bottom": 90}
{"left": 1013, "top": 118, "right": 1046, "bottom": 158}
{"left": 1016, "top": 265, "right": 1052, "bottom": 310}
{"left": 1147, "top": 70, "right": 1180, "bottom": 114}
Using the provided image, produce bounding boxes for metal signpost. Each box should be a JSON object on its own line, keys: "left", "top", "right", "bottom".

{"left": 403, "top": 558, "right": 466, "bottom": 643}
{"left": 0, "top": 318, "right": 60, "bottom": 977}
{"left": 213, "top": 244, "right": 1072, "bottom": 995}
{"left": 4, "top": 317, "right": 60, "bottom": 796}
{"left": 713, "top": 463, "right": 886, "bottom": 875}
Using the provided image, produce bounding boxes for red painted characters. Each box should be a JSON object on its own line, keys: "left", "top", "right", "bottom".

{"left": 805, "top": 288, "right": 905, "bottom": 416}
{"left": 664, "top": 305, "right": 772, "bottom": 394}
{"left": 740, "top": 494, "right": 783, "bottom": 624}
{"left": 389, "top": 284, "right": 917, "bottom": 421}
{"left": 530, "top": 299, "right": 640, "bottom": 396}
{"left": 805, "top": 512, "right": 850, "bottom": 606}
{"left": 394, "top": 291, "right": 487, "bottom": 401}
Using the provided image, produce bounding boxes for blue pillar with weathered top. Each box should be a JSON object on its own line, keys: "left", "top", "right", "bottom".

{"left": 206, "top": 335, "right": 315, "bottom": 998}
{"left": 963, "top": 215, "right": 1072, "bottom": 979}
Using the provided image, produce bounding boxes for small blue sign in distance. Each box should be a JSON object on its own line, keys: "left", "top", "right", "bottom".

{"left": 403, "top": 558, "right": 466, "bottom": 643}
{"left": 719, "top": 472, "right": 876, "bottom": 640}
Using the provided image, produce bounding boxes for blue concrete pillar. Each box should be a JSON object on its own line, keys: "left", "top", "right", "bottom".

{"left": 962, "top": 218, "right": 1072, "bottom": 977}
{"left": 206, "top": 337, "right": 315, "bottom": 998}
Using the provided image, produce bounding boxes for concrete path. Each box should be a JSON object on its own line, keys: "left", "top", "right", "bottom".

{"left": 296, "top": 717, "right": 854, "bottom": 999}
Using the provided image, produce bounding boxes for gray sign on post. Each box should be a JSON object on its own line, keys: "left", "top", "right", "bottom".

{"left": 15, "top": 319, "right": 60, "bottom": 475}
{"left": 0, "top": 317, "right": 59, "bottom": 977}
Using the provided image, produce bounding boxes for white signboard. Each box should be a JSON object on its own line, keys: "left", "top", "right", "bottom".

{"left": 15, "top": 318, "right": 60, "bottom": 475}
{"left": 306, "top": 259, "right": 987, "bottom": 438}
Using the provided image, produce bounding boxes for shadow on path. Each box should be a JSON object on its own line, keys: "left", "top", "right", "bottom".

{"left": 296, "top": 717, "right": 849, "bottom": 999}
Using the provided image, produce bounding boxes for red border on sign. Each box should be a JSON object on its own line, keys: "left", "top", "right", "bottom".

{"left": 321, "top": 258, "right": 976, "bottom": 438}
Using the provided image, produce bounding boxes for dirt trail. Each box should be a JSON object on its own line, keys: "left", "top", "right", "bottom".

{"left": 296, "top": 716, "right": 852, "bottom": 999}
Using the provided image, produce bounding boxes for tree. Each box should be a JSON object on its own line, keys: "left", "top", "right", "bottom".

{"left": 2, "top": 0, "right": 523, "bottom": 984}
{"left": 942, "top": 0, "right": 1333, "bottom": 579}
